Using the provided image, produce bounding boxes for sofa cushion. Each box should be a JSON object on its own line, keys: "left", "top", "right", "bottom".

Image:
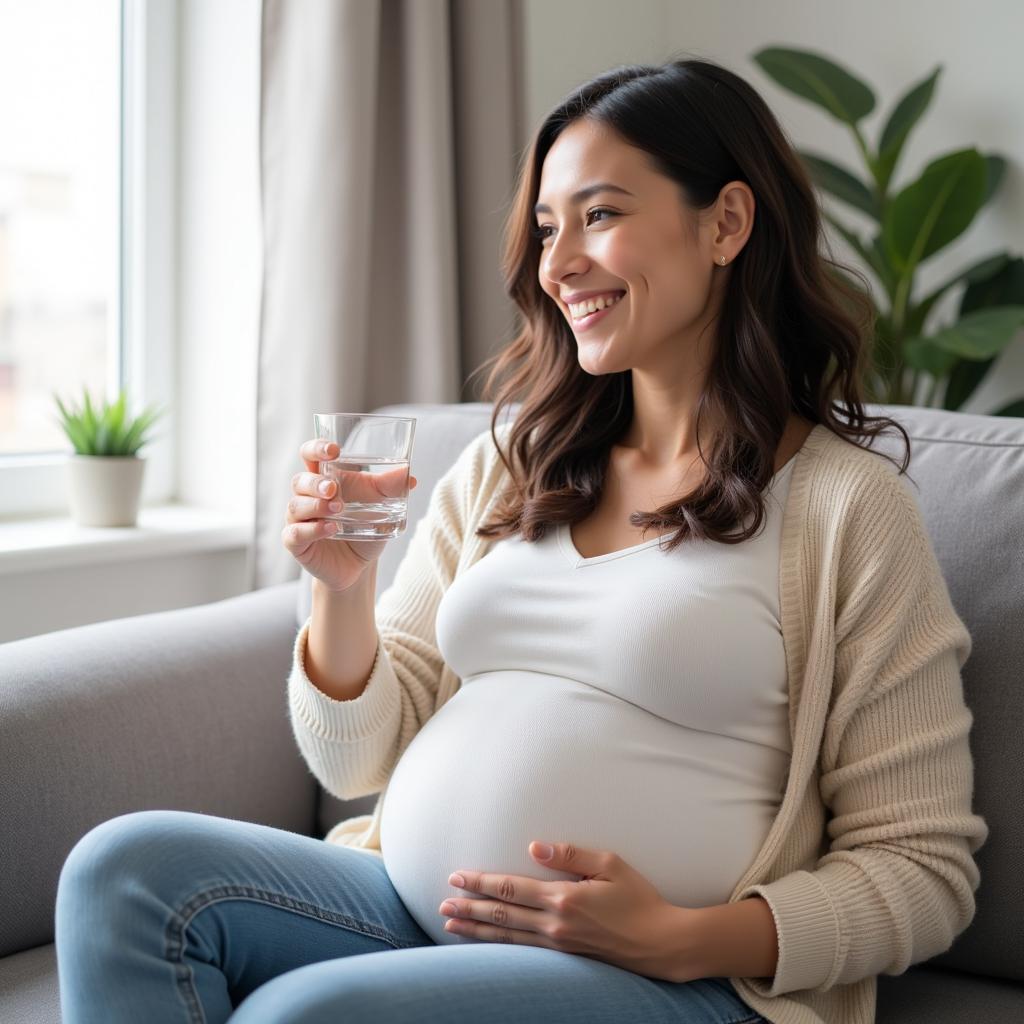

{"left": 876, "top": 963, "right": 1024, "bottom": 1021}
{"left": 0, "top": 944, "right": 61, "bottom": 1024}
{"left": 0, "top": 581, "right": 316, "bottom": 959}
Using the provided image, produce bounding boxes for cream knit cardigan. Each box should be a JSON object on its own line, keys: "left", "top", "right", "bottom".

{"left": 288, "top": 420, "right": 989, "bottom": 1024}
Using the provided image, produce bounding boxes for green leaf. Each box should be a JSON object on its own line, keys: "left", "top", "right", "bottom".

{"left": 943, "top": 356, "right": 996, "bottom": 410}
{"left": 882, "top": 148, "right": 987, "bottom": 273}
{"left": 982, "top": 155, "right": 1006, "bottom": 207}
{"left": 825, "top": 213, "right": 898, "bottom": 301}
{"left": 922, "top": 305, "right": 1024, "bottom": 361}
{"left": 95, "top": 421, "right": 111, "bottom": 455}
{"left": 107, "top": 391, "right": 127, "bottom": 441}
{"left": 104, "top": 392, "right": 130, "bottom": 453}
{"left": 81, "top": 389, "right": 99, "bottom": 454}
{"left": 120, "top": 404, "right": 165, "bottom": 455}
{"left": 753, "top": 46, "right": 875, "bottom": 125}
{"left": 802, "top": 151, "right": 879, "bottom": 219}
{"left": 993, "top": 398, "right": 1024, "bottom": 417}
{"left": 823, "top": 212, "right": 870, "bottom": 259}
{"left": 908, "top": 252, "right": 1012, "bottom": 336}
{"left": 53, "top": 392, "right": 73, "bottom": 432}
{"left": 903, "top": 334, "right": 959, "bottom": 376}
{"left": 52, "top": 392, "right": 92, "bottom": 454}
{"left": 51, "top": 387, "right": 165, "bottom": 456}
{"left": 866, "top": 233, "right": 898, "bottom": 297}
{"left": 871, "top": 320, "right": 899, "bottom": 384}
{"left": 961, "top": 255, "right": 1024, "bottom": 315}
{"left": 955, "top": 251, "right": 1012, "bottom": 290}
{"left": 875, "top": 66, "right": 941, "bottom": 193}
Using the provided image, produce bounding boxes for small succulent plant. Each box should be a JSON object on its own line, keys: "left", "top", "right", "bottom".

{"left": 53, "top": 387, "right": 166, "bottom": 457}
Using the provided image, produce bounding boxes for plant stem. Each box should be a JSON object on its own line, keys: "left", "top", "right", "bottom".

{"left": 888, "top": 265, "right": 921, "bottom": 404}
{"left": 850, "top": 124, "right": 876, "bottom": 186}
{"left": 908, "top": 368, "right": 921, "bottom": 405}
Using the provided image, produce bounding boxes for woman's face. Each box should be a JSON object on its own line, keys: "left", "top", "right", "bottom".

{"left": 535, "top": 118, "right": 724, "bottom": 378}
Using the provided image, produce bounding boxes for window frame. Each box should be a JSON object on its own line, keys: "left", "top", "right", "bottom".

{"left": 0, "top": 0, "right": 177, "bottom": 520}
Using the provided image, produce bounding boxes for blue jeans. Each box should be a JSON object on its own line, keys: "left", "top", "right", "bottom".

{"left": 55, "top": 809, "right": 767, "bottom": 1023}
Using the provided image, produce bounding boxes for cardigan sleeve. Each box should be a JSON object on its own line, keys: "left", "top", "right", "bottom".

{"left": 287, "top": 427, "right": 493, "bottom": 801}
{"left": 735, "top": 468, "right": 990, "bottom": 996}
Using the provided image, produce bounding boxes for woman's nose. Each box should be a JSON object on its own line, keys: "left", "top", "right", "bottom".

{"left": 541, "top": 233, "right": 590, "bottom": 286}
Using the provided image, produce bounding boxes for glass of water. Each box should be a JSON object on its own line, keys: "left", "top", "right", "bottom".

{"left": 313, "top": 413, "right": 417, "bottom": 540}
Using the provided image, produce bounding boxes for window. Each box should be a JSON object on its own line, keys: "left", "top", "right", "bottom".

{"left": 0, "top": 0, "right": 119, "bottom": 456}
{"left": 0, "top": 0, "right": 176, "bottom": 519}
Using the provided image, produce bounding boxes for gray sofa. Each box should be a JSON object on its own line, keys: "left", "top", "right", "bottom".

{"left": 2, "top": 400, "right": 1021, "bottom": 1022}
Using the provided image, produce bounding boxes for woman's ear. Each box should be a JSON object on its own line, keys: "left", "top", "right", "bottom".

{"left": 714, "top": 180, "right": 755, "bottom": 260}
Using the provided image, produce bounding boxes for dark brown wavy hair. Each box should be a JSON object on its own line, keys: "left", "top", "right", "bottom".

{"left": 467, "top": 56, "right": 912, "bottom": 551}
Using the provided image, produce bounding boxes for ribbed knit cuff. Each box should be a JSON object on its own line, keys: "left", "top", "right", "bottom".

{"left": 735, "top": 870, "right": 840, "bottom": 996}
{"left": 288, "top": 616, "right": 400, "bottom": 743}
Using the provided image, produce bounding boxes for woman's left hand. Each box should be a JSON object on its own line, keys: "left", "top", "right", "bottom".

{"left": 439, "top": 840, "right": 699, "bottom": 983}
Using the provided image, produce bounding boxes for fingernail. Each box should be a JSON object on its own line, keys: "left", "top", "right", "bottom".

{"left": 449, "top": 873, "right": 466, "bottom": 888}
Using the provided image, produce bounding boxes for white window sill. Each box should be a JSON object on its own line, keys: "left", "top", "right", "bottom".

{"left": 0, "top": 503, "right": 252, "bottom": 576}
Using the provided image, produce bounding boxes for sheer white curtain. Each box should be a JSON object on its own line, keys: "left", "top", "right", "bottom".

{"left": 254, "top": 0, "right": 523, "bottom": 587}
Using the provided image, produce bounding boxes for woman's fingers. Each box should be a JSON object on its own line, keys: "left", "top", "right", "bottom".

{"left": 322, "top": 467, "right": 417, "bottom": 503}
{"left": 285, "top": 493, "right": 341, "bottom": 524}
{"left": 282, "top": 516, "right": 337, "bottom": 557}
{"left": 296, "top": 440, "right": 417, "bottom": 507}
{"left": 300, "top": 439, "right": 338, "bottom": 475}
{"left": 373, "top": 468, "right": 416, "bottom": 499}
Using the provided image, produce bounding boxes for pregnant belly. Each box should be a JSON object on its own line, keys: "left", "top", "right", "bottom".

{"left": 379, "top": 671, "right": 781, "bottom": 946}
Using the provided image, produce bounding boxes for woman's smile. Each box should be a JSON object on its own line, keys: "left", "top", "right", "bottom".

{"left": 571, "top": 292, "right": 626, "bottom": 332}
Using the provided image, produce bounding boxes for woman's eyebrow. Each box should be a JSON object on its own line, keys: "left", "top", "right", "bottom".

{"left": 534, "top": 183, "right": 634, "bottom": 215}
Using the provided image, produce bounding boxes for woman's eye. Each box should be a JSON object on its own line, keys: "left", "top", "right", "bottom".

{"left": 532, "top": 208, "right": 615, "bottom": 243}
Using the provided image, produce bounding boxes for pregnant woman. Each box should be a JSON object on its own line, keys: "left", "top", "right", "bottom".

{"left": 56, "top": 57, "right": 988, "bottom": 1024}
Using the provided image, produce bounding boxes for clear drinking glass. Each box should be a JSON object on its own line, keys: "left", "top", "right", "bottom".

{"left": 313, "top": 413, "right": 417, "bottom": 540}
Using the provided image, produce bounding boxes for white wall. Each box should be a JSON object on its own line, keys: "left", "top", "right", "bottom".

{"left": 521, "top": 0, "right": 1024, "bottom": 414}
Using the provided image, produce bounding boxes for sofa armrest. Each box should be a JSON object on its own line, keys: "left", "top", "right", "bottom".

{"left": 0, "top": 580, "right": 317, "bottom": 957}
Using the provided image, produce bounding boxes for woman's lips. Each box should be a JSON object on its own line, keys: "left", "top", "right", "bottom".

{"left": 570, "top": 294, "right": 625, "bottom": 332}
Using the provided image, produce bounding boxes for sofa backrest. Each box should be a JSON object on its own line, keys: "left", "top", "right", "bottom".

{"left": 852, "top": 405, "right": 1024, "bottom": 983}
{"left": 300, "top": 401, "right": 1024, "bottom": 982}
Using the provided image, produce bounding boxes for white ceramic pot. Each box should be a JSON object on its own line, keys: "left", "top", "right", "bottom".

{"left": 67, "top": 455, "right": 146, "bottom": 527}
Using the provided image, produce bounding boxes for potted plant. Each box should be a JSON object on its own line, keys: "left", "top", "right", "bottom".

{"left": 52, "top": 387, "right": 167, "bottom": 527}
{"left": 753, "top": 46, "right": 1024, "bottom": 415}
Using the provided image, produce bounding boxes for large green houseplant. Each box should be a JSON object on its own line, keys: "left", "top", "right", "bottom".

{"left": 52, "top": 387, "right": 166, "bottom": 527}
{"left": 753, "top": 46, "right": 1024, "bottom": 416}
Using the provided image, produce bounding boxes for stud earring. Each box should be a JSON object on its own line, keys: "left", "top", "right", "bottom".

{"left": 719, "top": 256, "right": 727, "bottom": 265}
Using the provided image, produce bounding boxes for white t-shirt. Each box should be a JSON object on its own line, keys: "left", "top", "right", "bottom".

{"left": 379, "top": 456, "right": 796, "bottom": 945}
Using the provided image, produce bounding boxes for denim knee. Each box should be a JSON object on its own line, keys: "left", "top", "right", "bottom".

{"left": 230, "top": 960, "right": 376, "bottom": 1024}
{"left": 58, "top": 809, "right": 197, "bottom": 902}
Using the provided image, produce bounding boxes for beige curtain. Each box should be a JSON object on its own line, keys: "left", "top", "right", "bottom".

{"left": 253, "top": 0, "right": 523, "bottom": 588}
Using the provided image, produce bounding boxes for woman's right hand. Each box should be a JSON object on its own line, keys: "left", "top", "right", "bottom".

{"left": 282, "top": 438, "right": 419, "bottom": 594}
